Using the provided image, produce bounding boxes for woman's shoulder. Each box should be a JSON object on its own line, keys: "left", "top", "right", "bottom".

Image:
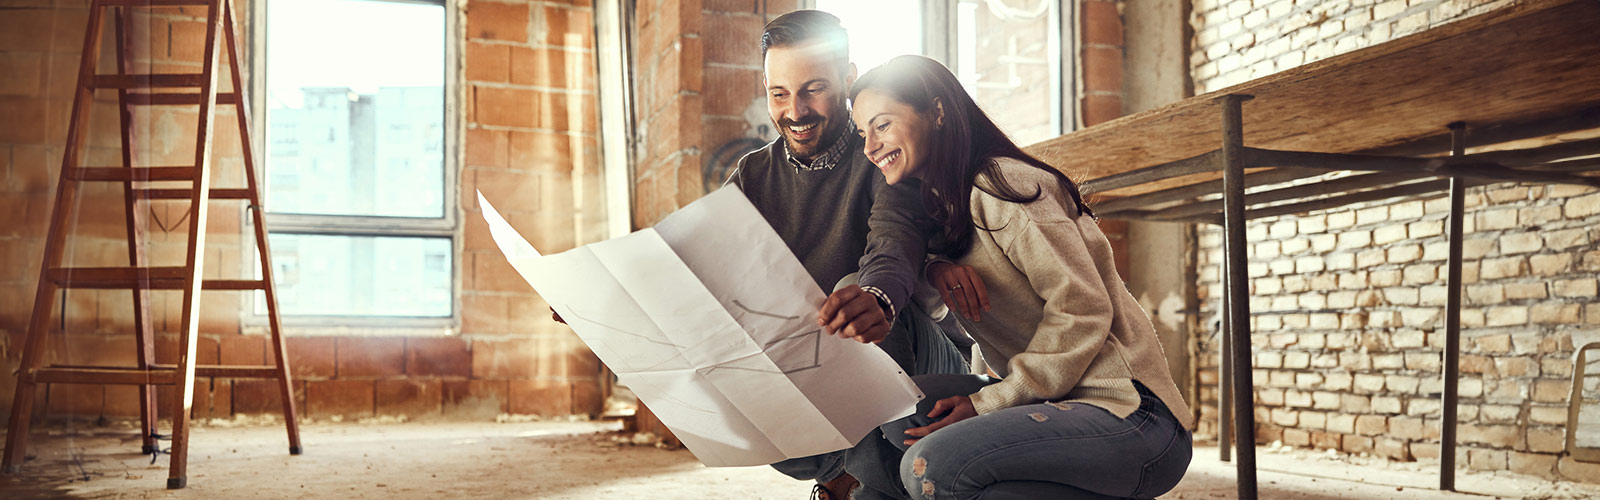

{"left": 972, "top": 156, "right": 1081, "bottom": 221}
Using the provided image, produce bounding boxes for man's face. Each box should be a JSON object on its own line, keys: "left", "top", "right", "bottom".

{"left": 764, "top": 43, "right": 854, "bottom": 160}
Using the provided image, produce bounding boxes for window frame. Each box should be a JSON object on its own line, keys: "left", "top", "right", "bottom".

{"left": 245, "top": 0, "right": 462, "bottom": 333}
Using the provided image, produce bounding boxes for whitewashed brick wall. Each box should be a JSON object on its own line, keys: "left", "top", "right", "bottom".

{"left": 1191, "top": 0, "right": 1514, "bottom": 93}
{"left": 1187, "top": 0, "right": 1600, "bottom": 482}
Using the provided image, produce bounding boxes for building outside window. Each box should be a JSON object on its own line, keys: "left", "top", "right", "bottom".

{"left": 255, "top": 0, "right": 456, "bottom": 323}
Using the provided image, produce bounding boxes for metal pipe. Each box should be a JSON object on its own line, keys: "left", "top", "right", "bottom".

{"left": 1080, "top": 150, "right": 1221, "bottom": 195}
{"left": 1220, "top": 94, "right": 1257, "bottom": 500}
{"left": 1440, "top": 123, "right": 1468, "bottom": 491}
{"left": 1219, "top": 270, "right": 1233, "bottom": 463}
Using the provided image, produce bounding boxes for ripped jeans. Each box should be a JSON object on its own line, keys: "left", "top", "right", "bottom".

{"left": 874, "top": 374, "right": 1192, "bottom": 500}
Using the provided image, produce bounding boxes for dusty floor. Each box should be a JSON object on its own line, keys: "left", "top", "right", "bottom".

{"left": 2, "top": 420, "right": 1597, "bottom": 499}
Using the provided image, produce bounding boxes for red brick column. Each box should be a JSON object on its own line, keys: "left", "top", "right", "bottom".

{"left": 1080, "top": 0, "right": 1125, "bottom": 127}
{"left": 1078, "top": 0, "right": 1130, "bottom": 278}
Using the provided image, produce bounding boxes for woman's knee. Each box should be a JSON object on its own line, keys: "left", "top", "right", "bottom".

{"left": 897, "top": 427, "right": 979, "bottom": 500}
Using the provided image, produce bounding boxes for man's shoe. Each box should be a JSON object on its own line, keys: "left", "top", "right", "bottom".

{"left": 809, "top": 472, "right": 860, "bottom": 500}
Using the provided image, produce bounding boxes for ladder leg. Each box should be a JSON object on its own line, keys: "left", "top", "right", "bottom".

{"left": 3, "top": 4, "right": 108, "bottom": 474}
{"left": 167, "top": 0, "right": 225, "bottom": 489}
{"left": 223, "top": 0, "right": 300, "bottom": 455}
{"left": 112, "top": 5, "right": 161, "bottom": 456}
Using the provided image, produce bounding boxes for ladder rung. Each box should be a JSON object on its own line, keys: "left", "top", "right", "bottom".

{"left": 90, "top": 73, "right": 206, "bottom": 89}
{"left": 152, "top": 364, "right": 284, "bottom": 379}
{"left": 200, "top": 280, "right": 268, "bottom": 291}
{"left": 126, "top": 92, "right": 239, "bottom": 106}
{"left": 46, "top": 267, "right": 267, "bottom": 290}
{"left": 98, "top": 0, "right": 216, "bottom": 6}
{"left": 30, "top": 366, "right": 178, "bottom": 385}
{"left": 135, "top": 188, "right": 252, "bottom": 200}
{"left": 70, "top": 167, "right": 195, "bottom": 182}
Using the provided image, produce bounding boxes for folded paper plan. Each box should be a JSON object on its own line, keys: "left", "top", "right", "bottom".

{"left": 477, "top": 187, "right": 922, "bottom": 467}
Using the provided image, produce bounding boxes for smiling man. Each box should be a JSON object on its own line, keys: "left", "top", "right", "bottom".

{"left": 722, "top": 10, "right": 969, "bottom": 500}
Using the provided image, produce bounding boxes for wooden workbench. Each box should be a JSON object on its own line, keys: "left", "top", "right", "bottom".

{"left": 1018, "top": 1, "right": 1600, "bottom": 498}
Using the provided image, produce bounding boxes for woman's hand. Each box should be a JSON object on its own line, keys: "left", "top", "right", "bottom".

{"left": 928, "top": 261, "right": 990, "bottom": 321}
{"left": 818, "top": 285, "right": 892, "bottom": 344}
{"left": 902, "top": 395, "right": 977, "bottom": 446}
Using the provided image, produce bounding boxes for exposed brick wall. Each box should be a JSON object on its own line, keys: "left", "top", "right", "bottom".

{"left": 1190, "top": 0, "right": 1514, "bottom": 93}
{"left": 458, "top": 0, "right": 606, "bottom": 420}
{"left": 1, "top": 0, "right": 607, "bottom": 424}
{"left": 1187, "top": 0, "right": 1600, "bottom": 482}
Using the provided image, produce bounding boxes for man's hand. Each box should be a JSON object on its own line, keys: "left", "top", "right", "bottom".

{"left": 928, "top": 261, "right": 990, "bottom": 321}
{"left": 902, "top": 395, "right": 978, "bottom": 446}
{"left": 817, "top": 285, "right": 892, "bottom": 344}
{"left": 550, "top": 307, "right": 566, "bottom": 324}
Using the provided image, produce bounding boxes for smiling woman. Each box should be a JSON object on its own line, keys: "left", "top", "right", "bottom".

{"left": 846, "top": 55, "right": 1193, "bottom": 500}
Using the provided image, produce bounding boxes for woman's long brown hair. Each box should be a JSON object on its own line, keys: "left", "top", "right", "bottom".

{"left": 850, "top": 55, "right": 1093, "bottom": 259}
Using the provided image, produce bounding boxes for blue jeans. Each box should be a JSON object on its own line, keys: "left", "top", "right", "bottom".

{"left": 875, "top": 374, "right": 1192, "bottom": 500}
{"left": 770, "top": 300, "right": 971, "bottom": 489}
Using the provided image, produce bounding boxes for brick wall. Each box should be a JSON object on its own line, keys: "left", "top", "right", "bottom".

{"left": 458, "top": 0, "right": 606, "bottom": 420}
{"left": 1187, "top": 0, "right": 1600, "bottom": 481}
{"left": 628, "top": 0, "right": 792, "bottom": 225}
{"left": 1, "top": 0, "right": 608, "bottom": 425}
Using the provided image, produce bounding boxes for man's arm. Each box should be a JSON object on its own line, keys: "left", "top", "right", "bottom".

{"left": 855, "top": 174, "right": 936, "bottom": 321}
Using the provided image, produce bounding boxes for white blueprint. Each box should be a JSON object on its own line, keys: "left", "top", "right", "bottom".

{"left": 478, "top": 187, "right": 921, "bottom": 467}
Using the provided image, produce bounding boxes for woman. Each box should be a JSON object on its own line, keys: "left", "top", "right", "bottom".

{"left": 847, "top": 55, "right": 1194, "bottom": 500}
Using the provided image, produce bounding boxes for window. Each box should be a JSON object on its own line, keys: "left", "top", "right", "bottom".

{"left": 814, "top": 0, "right": 924, "bottom": 74}
{"left": 255, "top": 0, "right": 456, "bottom": 324}
{"left": 816, "top": 0, "right": 1071, "bottom": 145}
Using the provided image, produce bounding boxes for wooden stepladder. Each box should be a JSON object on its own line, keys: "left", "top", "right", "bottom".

{"left": 2, "top": 0, "right": 300, "bottom": 489}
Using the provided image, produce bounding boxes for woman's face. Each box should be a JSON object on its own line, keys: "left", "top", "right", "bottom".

{"left": 851, "top": 89, "right": 939, "bottom": 185}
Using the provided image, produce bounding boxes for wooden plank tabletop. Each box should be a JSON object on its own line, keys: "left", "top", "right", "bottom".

{"left": 1025, "top": 0, "right": 1600, "bottom": 198}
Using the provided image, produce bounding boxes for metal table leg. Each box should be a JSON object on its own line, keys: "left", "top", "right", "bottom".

{"left": 1220, "top": 94, "right": 1257, "bottom": 500}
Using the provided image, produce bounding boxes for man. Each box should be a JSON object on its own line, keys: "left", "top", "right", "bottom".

{"left": 724, "top": 10, "right": 967, "bottom": 500}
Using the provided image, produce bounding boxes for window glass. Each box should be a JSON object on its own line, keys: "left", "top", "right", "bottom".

{"left": 265, "top": 0, "right": 445, "bottom": 218}
{"left": 259, "top": 234, "right": 453, "bottom": 317}
{"left": 262, "top": 0, "right": 453, "bottom": 321}
{"left": 956, "top": 0, "right": 1060, "bottom": 144}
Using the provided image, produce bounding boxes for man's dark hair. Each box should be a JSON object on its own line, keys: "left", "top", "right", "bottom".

{"left": 760, "top": 10, "right": 849, "bottom": 69}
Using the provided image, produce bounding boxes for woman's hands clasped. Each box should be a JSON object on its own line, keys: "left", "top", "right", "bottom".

{"left": 927, "top": 261, "right": 990, "bottom": 321}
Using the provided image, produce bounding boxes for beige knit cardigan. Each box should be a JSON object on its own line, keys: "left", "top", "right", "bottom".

{"left": 948, "top": 157, "right": 1194, "bottom": 429}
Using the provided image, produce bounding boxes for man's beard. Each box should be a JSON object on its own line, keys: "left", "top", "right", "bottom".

{"left": 778, "top": 111, "right": 844, "bottom": 160}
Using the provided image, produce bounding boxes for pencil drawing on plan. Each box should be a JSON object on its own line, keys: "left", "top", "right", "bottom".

{"left": 732, "top": 300, "right": 799, "bottom": 321}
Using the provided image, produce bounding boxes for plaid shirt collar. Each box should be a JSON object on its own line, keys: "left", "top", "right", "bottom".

{"left": 783, "top": 119, "right": 857, "bottom": 172}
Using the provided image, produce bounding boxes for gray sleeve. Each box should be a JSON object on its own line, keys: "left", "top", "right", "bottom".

{"left": 856, "top": 174, "right": 935, "bottom": 320}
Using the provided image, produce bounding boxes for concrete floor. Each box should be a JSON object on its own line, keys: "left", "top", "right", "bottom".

{"left": 2, "top": 420, "right": 1597, "bottom": 499}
